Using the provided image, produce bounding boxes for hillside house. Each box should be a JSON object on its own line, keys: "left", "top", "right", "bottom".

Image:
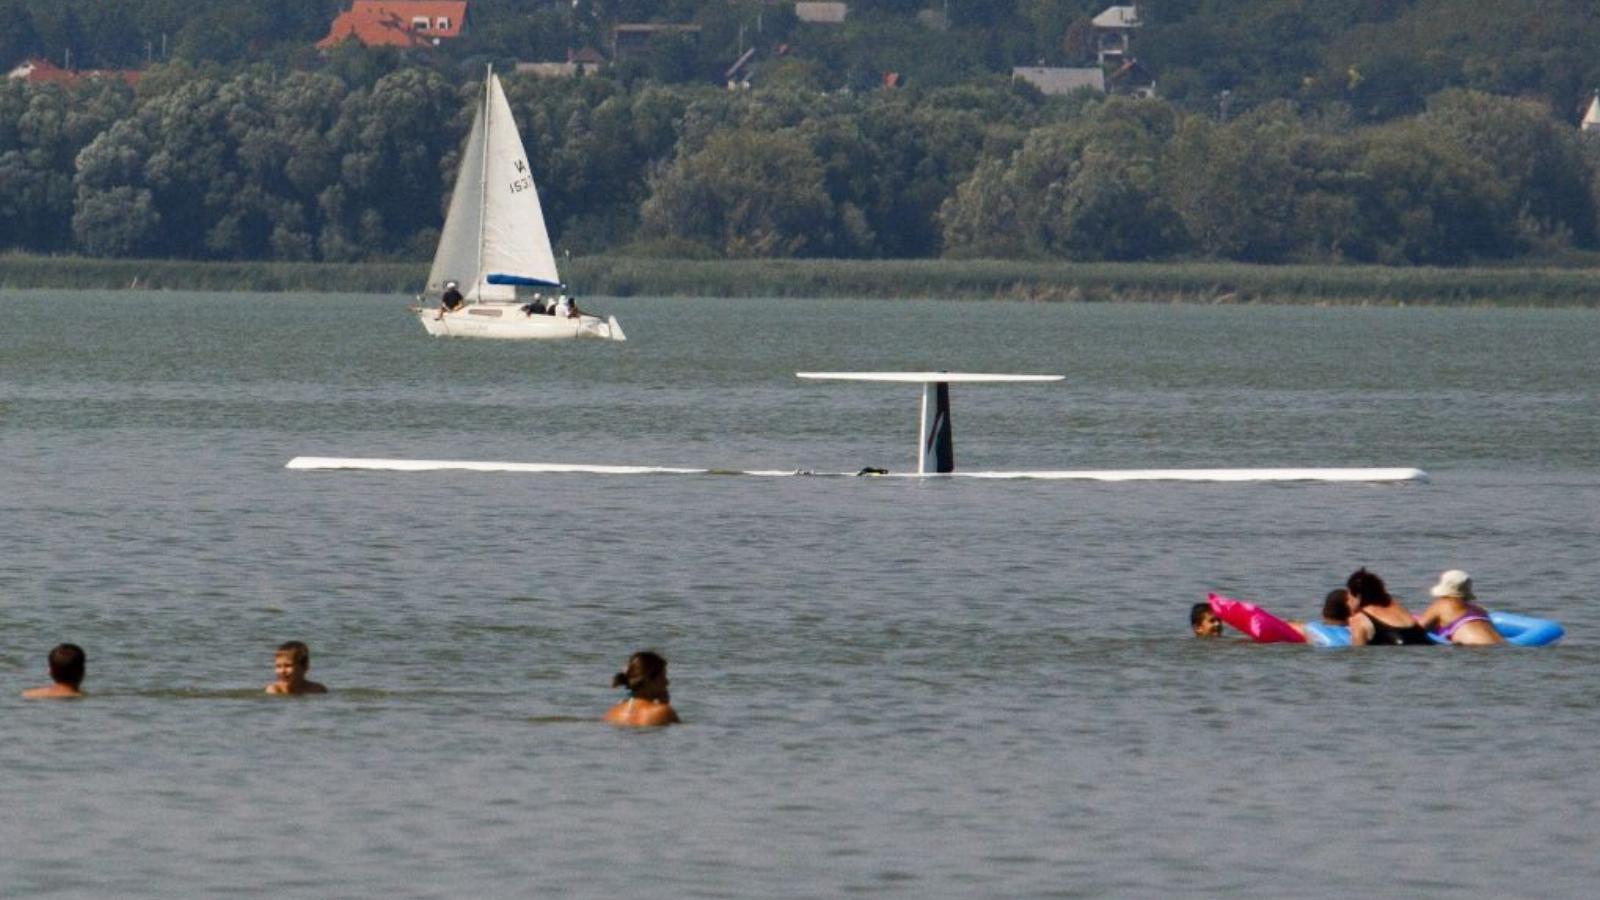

{"left": 795, "top": 2, "right": 848, "bottom": 25}
{"left": 611, "top": 23, "right": 702, "bottom": 60}
{"left": 1092, "top": 4, "right": 1140, "bottom": 65}
{"left": 6, "top": 58, "right": 140, "bottom": 87}
{"left": 317, "top": 1, "right": 467, "bottom": 49}
{"left": 1107, "top": 58, "right": 1155, "bottom": 98}
{"left": 1011, "top": 66, "right": 1104, "bottom": 96}
{"left": 516, "top": 48, "right": 606, "bottom": 79}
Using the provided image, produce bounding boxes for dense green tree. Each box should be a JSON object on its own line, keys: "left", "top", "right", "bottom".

{"left": 1, "top": 78, "right": 131, "bottom": 250}
{"left": 1425, "top": 89, "right": 1598, "bottom": 248}
{"left": 639, "top": 128, "right": 835, "bottom": 257}
{"left": 941, "top": 98, "right": 1186, "bottom": 260}
{"left": 1342, "top": 120, "right": 1514, "bottom": 264}
{"left": 1163, "top": 105, "right": 1301, "bottom": 261}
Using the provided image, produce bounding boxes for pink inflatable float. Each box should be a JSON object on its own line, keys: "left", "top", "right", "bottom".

{"left": 1207, "top": 593, "right": 1305, "bottom": 643}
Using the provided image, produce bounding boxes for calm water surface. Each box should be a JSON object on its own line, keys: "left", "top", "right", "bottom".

{"left": 2, "top": 291, "right": 1599, "bottom": 897}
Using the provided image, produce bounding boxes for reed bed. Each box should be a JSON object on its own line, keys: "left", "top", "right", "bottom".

{"left": 5, "top": 253, "right": 1600, "bottom": 307}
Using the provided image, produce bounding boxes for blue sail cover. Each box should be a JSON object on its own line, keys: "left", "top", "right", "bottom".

{"left": 486, "top": 273, "right": 561, "bottom": 287}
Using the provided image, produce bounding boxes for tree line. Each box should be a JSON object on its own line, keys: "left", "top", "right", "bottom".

{"left": 10, "top": 2, "right": 1600, "bottom": 118}
{"left": 6, "top": 64, "right": 1600, "bottom": 266}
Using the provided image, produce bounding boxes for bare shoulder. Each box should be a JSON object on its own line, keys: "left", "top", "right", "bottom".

{"left": 604, "top": 700, "right": 679, "bottom": 727}
{"left": 22, "top": 685, "right": 82, "bottom": 700}
{"left": 303, "top": 681, "right": 328, "bottom": 695}
{"left": 639, "top": 703, "right": 680, "bottom": 727}
{"left": 1416, "top": 599, "right": 1445, "bottom": 626}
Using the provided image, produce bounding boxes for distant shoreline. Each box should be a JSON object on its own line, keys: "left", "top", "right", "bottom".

{"left": 4, "top": 253, "right": 1599, "bottom": 307}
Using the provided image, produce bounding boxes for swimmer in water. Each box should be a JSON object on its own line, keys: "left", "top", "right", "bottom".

{"left": 1191, "top": 602, "right": 1223, "bottom": 638}
{"left": 22, "top": 643, "right": 86, "bottom": 699}
{"left": 1417, "top": 569, "right": 1503, "bottom": 645}
{"left": 265, "top": 641, "right": 328, "bottom": 695}
{"left": 1289, "top": 589, "right": 1352, "bottom": 638}
{"left": 604, "top": 650, "right": 680, "bottom": 727}
{"left": 1346, "top": 568, "right": 1432, "bottom": 646}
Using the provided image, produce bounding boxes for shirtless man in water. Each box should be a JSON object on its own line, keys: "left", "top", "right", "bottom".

{"left": 22, "top": 643, "right": 86, "bottom": 699}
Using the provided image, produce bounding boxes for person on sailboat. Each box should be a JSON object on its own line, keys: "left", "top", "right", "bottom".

{"left": 440, "top": 281, "right": 465, "bottom": 315}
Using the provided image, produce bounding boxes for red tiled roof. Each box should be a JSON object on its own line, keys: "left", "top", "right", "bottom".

{"left": 317, "top": 1, "right": 468, "bottom": 49}
{"left": 8, "top": 58, "right": 75, "bottom": 84}
{"left": 7, "top": 58, "right": 140, "bottom": 87}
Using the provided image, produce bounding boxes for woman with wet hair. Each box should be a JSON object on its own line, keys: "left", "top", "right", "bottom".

{"left": 1346, "top": 568, "right": 1433, "bottom": 646}
{"left": 604, "top": 651, "right": 680, "bottom": 727}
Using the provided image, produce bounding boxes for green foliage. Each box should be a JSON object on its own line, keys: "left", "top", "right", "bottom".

{"left": 941, "top": 99, "right": 1187, "bottom": 261}
{"left": 1, "top": 78, "right": 132, "bottom": 250}
{"left": 13, "top": 253, "right": 1600, "bottom": 309}
{"left": 5, "top": 0, "right": 1600, "bottom": 271}
{"left": 1425, "top": 89, "right": 1597, "bottom": 249}
{"left": 639, "top": 127, "right": 835, "bottom": 257}
{"left": 1345, "top": 120, "right": 1514, "bottom": 264}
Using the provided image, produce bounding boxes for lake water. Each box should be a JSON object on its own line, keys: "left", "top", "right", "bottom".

{"left": 2, "top": 291, "right": 1599, "bottom": 898}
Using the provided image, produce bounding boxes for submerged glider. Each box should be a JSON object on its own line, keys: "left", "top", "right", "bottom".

{"left": 286, "top": 372, "right": 1427, "bottom": 483}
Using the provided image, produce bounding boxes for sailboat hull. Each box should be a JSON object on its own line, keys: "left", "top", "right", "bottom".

{"left": 413, "top": 303, "right": 625, "bottom": 341}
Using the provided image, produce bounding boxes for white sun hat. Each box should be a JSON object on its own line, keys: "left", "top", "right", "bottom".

{"left": 1429, "top": 569, "right": 1475, "bottom": 601}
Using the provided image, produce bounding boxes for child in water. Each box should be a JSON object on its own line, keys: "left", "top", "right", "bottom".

{"left": 1288, "top": 589, "right": 1352, "bottom": 638}
{"left": 265, "top": 641, "right": 328, "bottom": 695}
{"left": 1190, "top": 602, "right": 1223, "bottom": 638}
{"left": 604, "top": 651, "right": 680, "bottom": 726}
{"left": 22, "top": 643, "right": 87, "bottom": 699}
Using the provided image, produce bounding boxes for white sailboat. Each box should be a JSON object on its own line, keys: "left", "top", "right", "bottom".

{"left": 413, "top": 67, "right": 624, "bottom": 341}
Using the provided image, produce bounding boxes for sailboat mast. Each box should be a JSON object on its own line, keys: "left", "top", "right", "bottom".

{"left": 474, "top": 65, "right": 492, "bottom": 300}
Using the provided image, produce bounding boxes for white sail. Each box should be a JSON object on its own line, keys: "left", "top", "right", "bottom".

{"left": 480, "top": 73, "right": 559, "bottom": 299}
{"left": 425, "top": 70, "right": 560, "bottom": 302}
{"left": 426, "top": 94, "right": 486, "bottom": 298}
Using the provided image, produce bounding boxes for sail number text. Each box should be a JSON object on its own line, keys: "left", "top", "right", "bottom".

{"left": 509, "top": 176, "right": 533, "bottom": 193}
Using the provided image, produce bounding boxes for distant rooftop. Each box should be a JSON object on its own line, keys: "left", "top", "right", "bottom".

{"left": 1092, "top": 5, "right": 1141, "bottom": 29}
{"left": 317, "top": 1, "right": 467, "bottom": 49}
{"left": 795, "top": 2, "right": 849, "bottom": 25}
{"left": 1012, "top": 67, "right": 1105, "bottom": 96}
{"left": 6, "top": 58, "right": 141, "bottom": 87}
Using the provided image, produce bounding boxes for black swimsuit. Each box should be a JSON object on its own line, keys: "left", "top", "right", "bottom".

{"left": 1359, "top": 611, "right": 1433, "bottom": 646}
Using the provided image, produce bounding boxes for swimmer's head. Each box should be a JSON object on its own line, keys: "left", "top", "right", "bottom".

{"left": 1322, "top": 589, "right": 1351, "bottom": 624}
{"left": 613, "top": 650, "right": 670, "bottom": 701}
{"left": 48, "top": 643, "right": 86, "bottom": 688}
{"left": 1190, "top": 602, "right": 1222, "bottom": 638}
{"left": 274, "top": 641, "right": 311, "bottom": 682}
{"left": 1345, "top": 568, "right": 1391, "bottom": 608}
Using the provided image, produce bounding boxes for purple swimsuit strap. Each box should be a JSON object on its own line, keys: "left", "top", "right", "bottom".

{"left": 1437, "top": 607, "right": 1491, "bottom": 639}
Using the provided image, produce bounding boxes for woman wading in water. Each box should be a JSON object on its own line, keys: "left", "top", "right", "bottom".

{"left": 604, "top": 651, "right": 680, "bottom": 727}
